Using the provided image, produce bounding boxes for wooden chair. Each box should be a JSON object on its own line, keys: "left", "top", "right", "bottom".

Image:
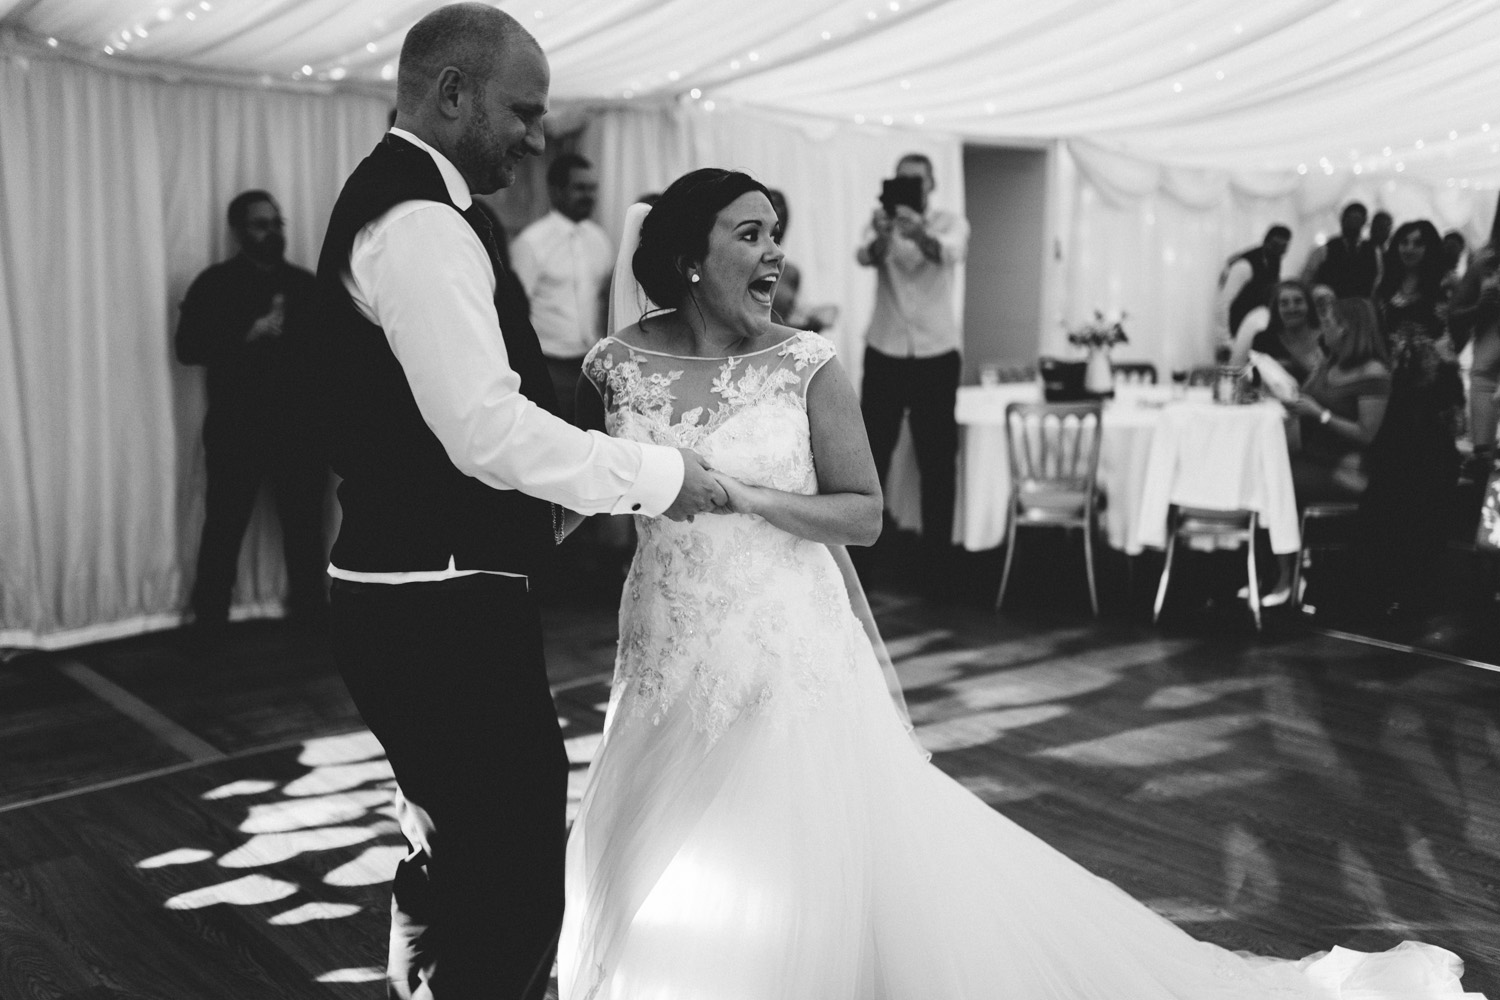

{"left": 1291, "top": 502, "right": 1360, "bottom": 612}
{"left": 1152, "top": 507, "right": 1263, "bottom": 630}
{"left": 997, "top": 402, "right": 1105, "bottom": 616}
{"left": 1112, "top": 361, "right": 1159, "bottom": 385}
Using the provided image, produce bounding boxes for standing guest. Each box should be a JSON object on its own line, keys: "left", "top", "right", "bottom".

{"left": 175, "top": 190, "right": 327, "bottom": 634}
{"left": 1370, "top": 210, "right": 1393, "bottom": 253}
{"left": 314, "top": 5, "right": 722, "bottom": 997}
{"left": 856, "top": 152, "right": 969, "bottom": 592}
{"left": 1364, "top": 219, "right": 1465, "bottom": 618}
{"left": 767, "top": 188, "right": 839, "bottom": 333}
{"left": 511, "top": 151, "right": 614, "bottom": 424}
{"left": 1229, "top": 279, "right": 1324, "bottom": 383}
{"left": 1442, "top": 230, "right": 1469, "bottom": 278}
{"left": 1448, "top": 244, "right": 1500, "bottom": 478}
{"left": 1301, "top": 202, "right": 1379, "bottom": 299}
{"left": 1376, "top": 220, "right": 1448, "bottom": 339}
{"left": 1216, "top": 224, "right": 1291, "bottom": 341}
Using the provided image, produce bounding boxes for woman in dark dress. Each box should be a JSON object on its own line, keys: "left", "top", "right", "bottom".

{"left": 1361, "top": 220, "right": 1465, "bottom": 617}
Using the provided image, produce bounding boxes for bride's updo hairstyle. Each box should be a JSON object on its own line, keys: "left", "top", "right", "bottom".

{"left": 633, "top": 168, "right": 772, "bottom": 311}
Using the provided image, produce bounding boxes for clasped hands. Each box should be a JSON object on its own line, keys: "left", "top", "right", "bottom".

{"left": 662, "top": 448, "right": 759, "bottom": 522}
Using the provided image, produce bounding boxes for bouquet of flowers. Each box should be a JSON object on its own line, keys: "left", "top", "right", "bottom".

{"left": 1066, "top": 310, "right": 1129, "bottom": 350}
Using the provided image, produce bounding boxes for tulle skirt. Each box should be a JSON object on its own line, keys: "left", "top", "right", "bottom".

{"left": 558, "top": 611, "right": 1482, "bottom": 1000}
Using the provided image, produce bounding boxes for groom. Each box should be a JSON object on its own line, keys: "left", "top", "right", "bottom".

{"left": 315, "top": 5, "right": 725, "bottom": 997}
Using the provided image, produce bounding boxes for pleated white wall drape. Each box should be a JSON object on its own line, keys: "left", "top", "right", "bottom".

{"left": 0, "top": 48, "right": 388, "bottom": 648}
{"left": 1051, "top": 140, "right": 1499, "bottom": 374}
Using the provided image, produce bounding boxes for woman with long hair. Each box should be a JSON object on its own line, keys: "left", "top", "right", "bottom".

{"left": 1375, "top": 220, "right": 1447, "bottom": 339}
{"left": 1229, "top": 278, "right": 1323, "bottom": 382}
{"left": 1362, "top": 219, "right": 1465, "bottom": 616}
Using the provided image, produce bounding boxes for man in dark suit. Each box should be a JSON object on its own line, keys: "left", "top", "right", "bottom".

{"left": 1301, "top": 201, "right": 1379, "bottom": 298}
{"left": 1216, "top": 224, "right": 1291, "bottom": 340}
{"left": 315, "top": 5, "right": 724, "bottom": 997}
{"left": 176, "top": 190, "right": 327, "bottom": 634}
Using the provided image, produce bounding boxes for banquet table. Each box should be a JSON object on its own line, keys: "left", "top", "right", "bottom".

{"left": 885, "top": 385, "right": 1300, "bottom": 556}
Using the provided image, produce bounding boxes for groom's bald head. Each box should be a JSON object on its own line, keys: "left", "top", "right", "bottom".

{"left": 393, "top": 2, "right": 550, "bottom": 193}
{"left": 395, "top": 3, "right": 539, "bottom": 115}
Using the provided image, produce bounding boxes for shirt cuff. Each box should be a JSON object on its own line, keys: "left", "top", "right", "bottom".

{"left": 610, "top": 443, "right": 684, "bottom": 516}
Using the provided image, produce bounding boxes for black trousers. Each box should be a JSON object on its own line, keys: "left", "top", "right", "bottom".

{"left": 190, "top": 421, "right": 327, "bottom": 623}
{"left": 331, "top": 576, "right": 568, "bottom": 1000}
{"left": 861, "top": 347, "right": 961, "bottom": 553}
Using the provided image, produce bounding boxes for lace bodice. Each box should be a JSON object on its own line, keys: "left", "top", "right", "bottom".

{"left": 583, "top": 331, "right": 867, "bottom": 743}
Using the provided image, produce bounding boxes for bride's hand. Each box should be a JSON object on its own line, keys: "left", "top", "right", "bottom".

{"left": 709, "top": 471, "right": 761, "bottom": 516}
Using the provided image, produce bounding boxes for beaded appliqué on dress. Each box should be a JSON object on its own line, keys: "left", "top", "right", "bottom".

{"left": 584, "top": 332, "right": 857, "bottom": 744}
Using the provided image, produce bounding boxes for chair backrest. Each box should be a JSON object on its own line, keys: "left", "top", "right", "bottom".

{"left": 1112, "top": 361, "right": 1159, "bottom": 385}
{"left": 1004, "top": 402, "right": 1104, "bottom": 495}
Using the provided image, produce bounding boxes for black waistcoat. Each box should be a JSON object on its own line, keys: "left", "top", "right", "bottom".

{"left": 1314, "top": 238, "right": 1379, "bottom": 299}
{"left": 1226, "top": 247, "right": 1280, "bottom": 335}
{"left": 315, "top": 134, "right": 558, "bottom": 574}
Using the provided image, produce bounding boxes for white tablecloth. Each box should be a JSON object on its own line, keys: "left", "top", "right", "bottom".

{"left": 886, "top": 386, "right": 1299, "bottom": 555}
{"left": 1132, "top": 400, "right": 1301, "bottom": 555}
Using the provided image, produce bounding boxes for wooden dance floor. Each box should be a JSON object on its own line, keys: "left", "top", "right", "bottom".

{"left": 1, "top": 595, "right": 1497, "bottom": 998}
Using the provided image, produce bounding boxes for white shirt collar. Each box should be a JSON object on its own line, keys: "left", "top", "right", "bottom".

{"left": 388, "top": 127, "right": 472, "bottom": 211}
{"left": 547, "top": 208, "right": 590, "bottom": 229}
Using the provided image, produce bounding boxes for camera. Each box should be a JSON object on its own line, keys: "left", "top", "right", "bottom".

{"left": 879, "top": 175, "right": 923, "bottom": 216}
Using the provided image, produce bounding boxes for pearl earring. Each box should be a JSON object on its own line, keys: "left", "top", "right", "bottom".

{"left": 690, "top": 273, "right": 701, "bottom": 283}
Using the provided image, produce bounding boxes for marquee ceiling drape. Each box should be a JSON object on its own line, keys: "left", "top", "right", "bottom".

{"left": 4, "top": 0, "right": 1499, "bottom": 187}
{"left": 4, "top": 0, "right": 1499, "bottom": 647}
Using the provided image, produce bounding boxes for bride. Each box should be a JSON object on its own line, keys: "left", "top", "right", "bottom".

{"left": 557, "top": 168, "right": 1484, "bottom": 999}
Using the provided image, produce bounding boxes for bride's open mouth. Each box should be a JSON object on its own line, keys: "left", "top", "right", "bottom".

{"left": 748, "top": 273, "right": 778, "bottom": 305}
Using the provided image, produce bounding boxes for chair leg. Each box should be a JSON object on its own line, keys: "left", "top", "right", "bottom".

{"left": 1291, "top": 509, "right": 1309, "bottom": 613}
{"left": 1245, "top": 520, "right": 1262, "bottom": 632}
{"left": 996, "top": 502, "right": 1019, "bottom": 611}
{"left": 1083, "top": 515, "right": 1099, "bottom": 618}
{"left": 1152, "top": 514, "right": 1177, "bottom": 624}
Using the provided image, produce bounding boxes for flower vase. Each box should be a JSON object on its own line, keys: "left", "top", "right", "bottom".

{"left": 1084, "top": 347, "right": 1114, "bottom": 397}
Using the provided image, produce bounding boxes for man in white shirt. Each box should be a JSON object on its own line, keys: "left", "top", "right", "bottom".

{"left": 511, "top": 152, "right": 615, "bottom": 424}
{"left": 856, "top": 153, "right": 970, "bottom": 595}
{"left": 314, "top": 6, "right": 724, "bottom": 998}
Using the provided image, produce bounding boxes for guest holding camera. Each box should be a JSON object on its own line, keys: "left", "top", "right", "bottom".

{"left": 855, "top": 153, "right": 970, "bottom": 593}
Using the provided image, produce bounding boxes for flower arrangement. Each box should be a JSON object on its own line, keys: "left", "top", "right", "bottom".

{"left": 1065, "top": 310, "right": 1129, "bottom": 351}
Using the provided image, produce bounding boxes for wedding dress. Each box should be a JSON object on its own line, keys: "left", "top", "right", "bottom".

{"left": 557, "top": 328, "right": 1483, "bottom": 1000}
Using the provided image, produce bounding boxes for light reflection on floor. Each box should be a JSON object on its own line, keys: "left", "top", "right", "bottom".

{"left": 129, "top": 628, "right": 1500, "bottom": 991}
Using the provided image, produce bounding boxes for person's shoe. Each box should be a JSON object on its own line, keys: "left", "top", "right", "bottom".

{"left": 1260, "top": 586, "right": 1292, "bottom": 608}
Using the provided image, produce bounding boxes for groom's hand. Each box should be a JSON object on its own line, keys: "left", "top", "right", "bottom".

{"left": 663, "top": 449, "right": 728, "bottom": 522}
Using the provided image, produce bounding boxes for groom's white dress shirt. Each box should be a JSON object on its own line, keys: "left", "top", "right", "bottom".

{"left": 329, "top": 129, "right": 684, "bottom": 584}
